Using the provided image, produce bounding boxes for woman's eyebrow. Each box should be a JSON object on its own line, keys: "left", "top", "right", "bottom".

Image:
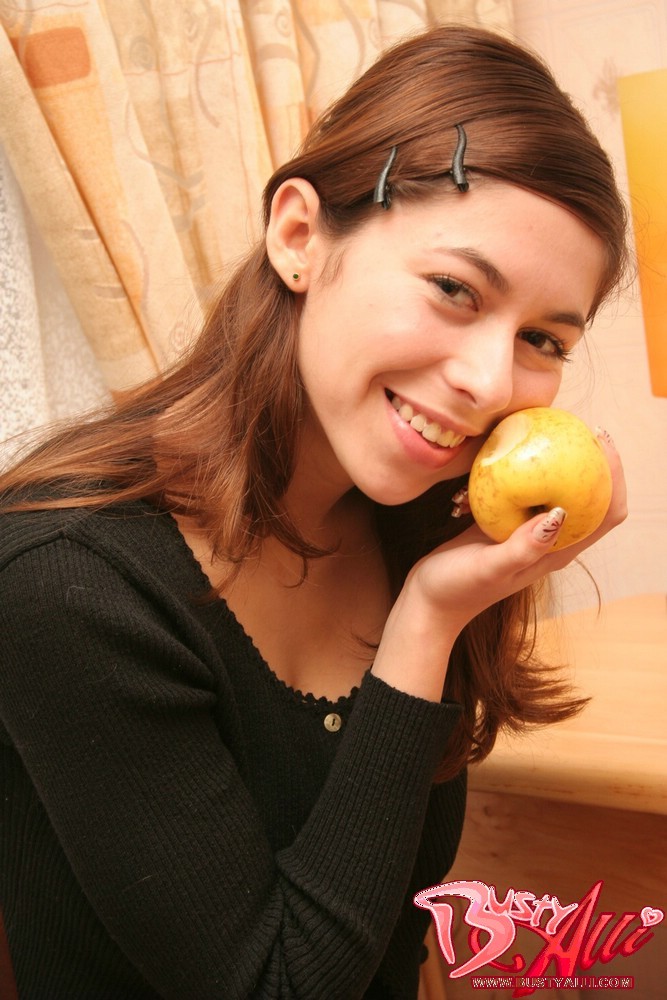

{"left": 432, "top": 246, "right": 586, "bottom": 330}
{"left": 432, "top": 246, "right": 511, "bottom": 294}
{"left": 543, "top": 309, "right": 586, "bottom": 332}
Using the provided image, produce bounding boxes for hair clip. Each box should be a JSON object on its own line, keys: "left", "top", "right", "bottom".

{"left": 374, "top": 126, "right": 468, "bottom": 210}
{"left": 451, "top": 124, "right": 469, "bottom": 192}
{"left": 373, "top": 145, "right": 397, "bottom": 210}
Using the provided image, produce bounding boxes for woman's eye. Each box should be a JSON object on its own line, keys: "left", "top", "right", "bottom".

{"left": 431, "top": 275, "right": 478, "bottom": 309}
{"left": 520, "top": 329, "right": 572, "bottom": 361}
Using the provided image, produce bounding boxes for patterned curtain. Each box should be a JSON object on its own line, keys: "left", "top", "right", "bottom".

{"left": 0, "top": 0, "right": 514, "bottom": 455}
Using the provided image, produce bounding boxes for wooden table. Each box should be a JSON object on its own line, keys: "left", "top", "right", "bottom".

{"left": 471, "top": 592, "right": 667, "bottom": 815}
{"left": 420, "top": 594, "right": 667, "bottom": 1000}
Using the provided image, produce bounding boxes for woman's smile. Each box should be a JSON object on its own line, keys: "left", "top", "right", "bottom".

{"left": 384, "top": 390, "right": 471, "bottom": 475}
{"left": 387, "top": 391, "right": 468, "bottom": 449}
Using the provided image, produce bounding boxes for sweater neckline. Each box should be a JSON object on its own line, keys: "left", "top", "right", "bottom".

{"left": 218, "top": 598, "right": 362, "bottom": 711}
{"left": 163, "top": 509, "right": 362, "bottom": 712}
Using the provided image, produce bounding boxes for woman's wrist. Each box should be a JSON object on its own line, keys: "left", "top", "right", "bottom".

{"left": 371, "top": 579, "right": 460, "bottom": 702}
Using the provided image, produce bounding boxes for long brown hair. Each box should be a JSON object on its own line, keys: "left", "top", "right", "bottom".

{"left": 0, "top": 26, "right": 629, "bottom": 778}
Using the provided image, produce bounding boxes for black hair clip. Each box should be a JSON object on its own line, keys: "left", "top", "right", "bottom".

{"left": 373, "top": 124, "right": 468, "bottom": 210}
{"left": 451, "top": 124, "right": 469, "bottom": 192}
{"left": 373, "top": 145, "right": 397, "bottom": 210}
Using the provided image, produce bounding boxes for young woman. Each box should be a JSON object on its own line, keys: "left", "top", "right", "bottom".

{"left": 0, "top": 25, "right": 628, "bottom": 1000}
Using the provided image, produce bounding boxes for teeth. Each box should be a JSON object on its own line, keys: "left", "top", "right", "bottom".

{"left": 391, "top": 395, "right": 465, "bottom": 449}
{"left": 422, "top": 422, "right": 441, "bottom": 442}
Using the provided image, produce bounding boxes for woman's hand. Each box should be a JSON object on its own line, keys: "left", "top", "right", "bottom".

{"left": 371, "top": 432, "right": 627, "bottom": 701}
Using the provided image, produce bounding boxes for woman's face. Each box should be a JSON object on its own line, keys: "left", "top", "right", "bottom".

{"left": 295, "top": 180, "right": 607, "bottom": 507}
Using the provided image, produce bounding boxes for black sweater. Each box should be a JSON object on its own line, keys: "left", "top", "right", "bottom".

{"left": 0, "top": 502, "right": 466, "bottom": 999}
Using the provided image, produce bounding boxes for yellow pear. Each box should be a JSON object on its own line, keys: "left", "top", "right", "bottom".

{"left": 468, "top": 408, "right": 612, "bottom": 550}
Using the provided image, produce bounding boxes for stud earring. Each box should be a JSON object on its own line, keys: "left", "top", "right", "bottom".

{"left": 292, "top": 273, "right": 300, "bottom": 281}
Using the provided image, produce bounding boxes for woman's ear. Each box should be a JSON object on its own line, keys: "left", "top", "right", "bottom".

{"left": 265, "top": 179, "right": 321, "bottom": 291}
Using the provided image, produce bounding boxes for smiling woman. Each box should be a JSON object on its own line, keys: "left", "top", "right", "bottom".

{"left": 0, "top": 24, "right": 629, "bottom": 1000}
{"left": 285, "top": 182, "right": 605, "bottom": 510}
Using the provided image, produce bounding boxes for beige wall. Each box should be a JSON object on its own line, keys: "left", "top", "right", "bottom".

{"left": 514, "top": 0, "right": 667, "bottom": 612}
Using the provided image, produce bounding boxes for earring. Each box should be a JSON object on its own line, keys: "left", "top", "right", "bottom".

{"left": 292, "top": 272, "right": 300, "bottom": 281}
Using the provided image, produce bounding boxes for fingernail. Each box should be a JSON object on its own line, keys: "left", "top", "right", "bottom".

{"left": 451, "top": 487, "right": 471, "bottom": 519}
{"left": 533, "top": 506, "right": 567, "bottom": 543}
{"left": 596, "top": 426, "right": 615, "bottom": 449}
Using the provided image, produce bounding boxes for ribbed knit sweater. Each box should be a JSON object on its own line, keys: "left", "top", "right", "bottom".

{"left": 0, "top": 502, "right": 466, "bottom": 999}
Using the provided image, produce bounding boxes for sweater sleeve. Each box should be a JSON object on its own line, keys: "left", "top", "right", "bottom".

{"left": 0, "top": 536, "right": 461, "bottom": 1000}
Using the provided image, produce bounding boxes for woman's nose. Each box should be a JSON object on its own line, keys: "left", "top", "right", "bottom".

{"left": 443, "top": 328, "right": 515, "bottom": 416}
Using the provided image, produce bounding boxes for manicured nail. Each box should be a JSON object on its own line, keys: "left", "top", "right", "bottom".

{"left": 450, "top": 488, "right": 471, "bottom": 519}
{"left": 533, "top": 506, "right": 567, "bottom": 543}
{"left": 596, "top": 426, "right": 615, "bottom": 449}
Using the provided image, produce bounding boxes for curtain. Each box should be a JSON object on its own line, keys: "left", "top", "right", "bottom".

{"left": 0, "top": 0, "right": 514, "bottom": 455}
